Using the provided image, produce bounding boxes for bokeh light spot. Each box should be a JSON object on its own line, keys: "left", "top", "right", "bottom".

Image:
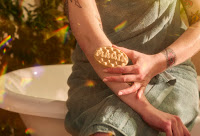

{"left": 85, "top": 80, "right": 96, "bottom": 87}
{"left": 33, "top": 71, "right": 38, "bottom": 75}
{"left": 60, "top": 60, "right": 66, "bottom": 64}
{"left": 22, "top": 61, "right": 25, "bottom": 66}
{"left": 20, "top": 78, "right": 33, "bottom": 87}
{"left": 25, "top": 128, "right": 35, "bottom": 135}
{"left": 32, "top": 65, "right": 44, "bottom": 78}
{"left": 114, "top": 20, "right": 127, "bottom": 32}
{"left": 0, "top": 90, "right": 6, "bottom": 104}
{"left": 3, "top": 48, "right": 6, "bottom": 54}
{"left": 56, "top": 16, "right": 66, "bottom": 21}
{"left": 45, "top": 25, "right": 70, "bottom": 44}
{"left": 0, "top": 63, "right": 8, "bottom": 76}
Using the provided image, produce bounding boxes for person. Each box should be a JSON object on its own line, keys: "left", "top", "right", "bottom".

{"left": 64, "top": 0, "right": 200, "bottom": 135}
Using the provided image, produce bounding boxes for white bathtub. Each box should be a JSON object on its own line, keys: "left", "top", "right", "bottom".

{"left": 0, "top": 64, "right": 72, "bottom": 136}
{"left": 0, "top": 64, "right": 199, "bottom": 136}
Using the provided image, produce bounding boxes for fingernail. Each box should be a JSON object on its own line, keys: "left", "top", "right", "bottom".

{"left": 103, "top": 69, "right": 108, "bottom": 72}
{"left": 103, "top": 78, "right": 108, "bottom": 82}
{"left": 112, "top": 45, "right": 117, "bottom": 47}
{"left": 118, "top": 91, "right": 123, "bottom": 95}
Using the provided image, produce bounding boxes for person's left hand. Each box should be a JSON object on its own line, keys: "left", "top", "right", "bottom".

{"left": 103, "top": 45, "right": 166, "bottom": 98}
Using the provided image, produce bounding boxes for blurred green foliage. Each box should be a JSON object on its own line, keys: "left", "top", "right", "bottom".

{"left": 0, "top": 0, "right": 75, "bottom": 135}
{"left": 0, "top": 0, "right": 75, "bottom": 73}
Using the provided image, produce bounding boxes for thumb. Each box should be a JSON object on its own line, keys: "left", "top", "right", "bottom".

{"left": 112, "top": 45, "right": 134, "bottom": 59}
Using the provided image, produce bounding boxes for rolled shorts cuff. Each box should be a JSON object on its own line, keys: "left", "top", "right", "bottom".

{"left": 80, "top": 123, "right": 123, "bottom": 136}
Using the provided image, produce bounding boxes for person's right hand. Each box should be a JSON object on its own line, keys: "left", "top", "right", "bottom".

{"left": 141, "top": 105, "right": 191, "bottom": 136}
{"left": 103, "top": 45, "right": 166, "bottom": 98}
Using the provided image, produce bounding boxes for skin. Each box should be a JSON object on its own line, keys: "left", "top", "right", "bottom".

{"left": 182, "top": 0, "right": 193, "bottom": 8}
{"left": 69, "top": 0, "right": 82, "bottom": 8}
{"left": 67, "top": 0, "right": 200, "bottom": 135}
{"left": 181, "top": 0, "right": 200, "bottom": 25}
{"left": 161, "top": 48, "right": 176, "bottom": 67}
{"left": 95, "top": 15, "right": 103, "bottom": 30}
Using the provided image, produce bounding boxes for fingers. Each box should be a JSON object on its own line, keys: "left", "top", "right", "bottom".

{"left": 170, "top": 116, "right": 190, "bottom": 136}
{"left": 103, "top": 74, "right": 141, "bottom": 83}
{"left": 175, "top": 116, "right": 191, "bottom": 136}
{"left": 163, "top": 121, "right": 173, "bottom": 136}
{"left": 118, "top": 82, "right": 141, "bottom": 95}
{"left": 171, "top": 121, "right": 179, "bottom": 136}
{"left": 166, "top": 129, "right": 173, "bottom": 136}
{"left": 174, "top": 116, "right": 190, "bottom": 136}
{"left": 183, "top": 125, "right": 191, "bottom": 136}
{"left": 137, "top": 86, "right": 145, "bottom": 99}
{"left": 175, "top": 116, "right": 184, "bottom": 136}
{"left": 104, "top": 65, "right": 139, "bottom": 74}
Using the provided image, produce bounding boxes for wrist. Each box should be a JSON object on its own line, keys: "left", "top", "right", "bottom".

{"left": 133, "top": 96, "right": 154, "bottom": 117}
{"left": 153, "top": 52, "right": 167, "bottom": 73}
{"left": 160, "top": 48, "right": 177, "bottom": 68}
{"left": 137, "top": 101, "right": 157, "bottom": 119}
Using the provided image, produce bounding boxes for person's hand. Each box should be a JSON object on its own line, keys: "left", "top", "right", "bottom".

{"left": 141, "top": 105, "right": 191, "bottom": 136}
{"left": 103, "top": 45, "right": 166, "bottom": 98}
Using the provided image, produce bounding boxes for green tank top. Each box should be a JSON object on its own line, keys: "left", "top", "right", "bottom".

{"left": 70, "top": 0, "right": 187, "bottom": 63}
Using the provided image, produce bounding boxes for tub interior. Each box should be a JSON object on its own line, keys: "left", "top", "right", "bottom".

{"left": 2, "top": 64, "right": 72, "bottom": 101}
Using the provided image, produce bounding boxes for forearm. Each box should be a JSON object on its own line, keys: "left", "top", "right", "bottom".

{"left": 157, "top": 0, "right": 200, "bottom": 69}
{"left": 157, "top": 21, "right": 200, "bottom": 69}
{"left": 67, "top": 0, "right": 151, "bottom": 115}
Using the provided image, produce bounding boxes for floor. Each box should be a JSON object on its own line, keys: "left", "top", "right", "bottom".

{"left": 0, "top": 108, "right": 30, "bottom": 136}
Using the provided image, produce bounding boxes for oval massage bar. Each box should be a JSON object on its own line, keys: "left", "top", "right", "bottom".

{"left": 94, "top": 46, "right": 129, "bottom": 67}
